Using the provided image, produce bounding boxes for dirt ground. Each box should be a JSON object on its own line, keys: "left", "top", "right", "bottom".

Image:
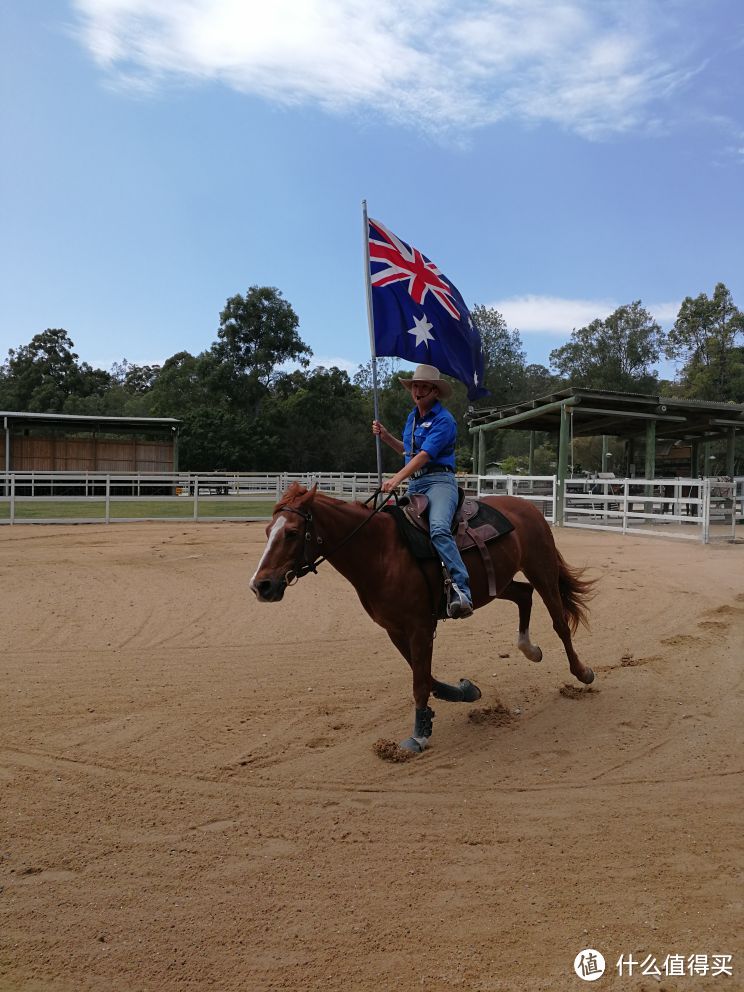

{"left": 1, "top": 521, "right": 742, "bottom": 992}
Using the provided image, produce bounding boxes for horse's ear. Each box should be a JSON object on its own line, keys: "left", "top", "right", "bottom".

{"left": 287, "top": 482, "right": 317, "bottom": 508}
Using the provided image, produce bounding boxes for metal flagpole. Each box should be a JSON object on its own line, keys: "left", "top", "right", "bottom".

{"left": 362, "top": 199, "right": 383, "bottom": 490}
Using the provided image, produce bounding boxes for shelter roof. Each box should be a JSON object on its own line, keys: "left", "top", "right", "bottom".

{"left": 467, "top": 388, "right": 744, "bottom": 441}
{"left": 1, "top": 411, "right": 180, "bottom": 434}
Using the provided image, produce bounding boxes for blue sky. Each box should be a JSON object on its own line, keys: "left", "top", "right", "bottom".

{"left": 2, "top": 1, "right": 743, "bottom": 381}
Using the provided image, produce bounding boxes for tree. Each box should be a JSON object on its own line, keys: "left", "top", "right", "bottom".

{"left": 217, "top": 286, "right": 311, "bottom": 389}
{"left": 111, "top": 359, "right": 161, "bottom": 395}
{"left": 549, "top": 301, "right": 665, "bottom": 393}
{"left": 0, "top": 328, "right": 111, "bottom": 412}
{"left": 523, "top": 363, "right": 563, "bottom": 398}
{"left": 665, "top": 283, "right": 744, "bottom": 401}
{"left": 259, "top": 367, "right": 372, "bottom": 471}
{"left": 470, "top": 304, "right": 527, "bottom": 406}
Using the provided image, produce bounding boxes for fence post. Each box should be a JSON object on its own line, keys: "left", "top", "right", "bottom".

{"left": 730, "top": 483, "right": 737, "bottom": 543}
{"left": 10, "top": 473, "right": 15, "bottom": 525}
{"left": 193, "top": 477, "right": 199, "bottom": 521}
{"left": 105, "top": 475, "right": 111, "bottom": 524}
{"left": 702, "top": 479, "right": 710, "bottom": 544}
{"left": 623, "top": 480, "right": 629, "bottom": 534}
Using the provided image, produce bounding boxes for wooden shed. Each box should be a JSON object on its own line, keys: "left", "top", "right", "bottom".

{"left": 0, "top": 412, "right": 181, "bottom": 473}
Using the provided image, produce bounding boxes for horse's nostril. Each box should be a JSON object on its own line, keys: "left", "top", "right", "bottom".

{"left": 257, "top": 579, "right": 273, "bottom": 596}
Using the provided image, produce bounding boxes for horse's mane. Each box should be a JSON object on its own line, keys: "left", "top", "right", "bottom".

{"left": 273, "top": 482, "right": 372, "bottom": 516}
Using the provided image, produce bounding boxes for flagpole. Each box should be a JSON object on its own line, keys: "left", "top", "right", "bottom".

{"left": 362, "top": 199, "right": 383, "bottom": 490}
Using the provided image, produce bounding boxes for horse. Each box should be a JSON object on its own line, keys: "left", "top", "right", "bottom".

{"left": 250, "top": 482, "right": 596, "bottom": 754}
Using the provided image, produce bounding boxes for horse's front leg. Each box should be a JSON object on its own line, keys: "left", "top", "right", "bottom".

{"left": 387, "top": 626, "right": 435, "bottom": 754}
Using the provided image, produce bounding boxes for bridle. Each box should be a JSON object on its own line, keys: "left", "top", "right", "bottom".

{"left": 274, "top": 490, "right": 396, "bottom": 587}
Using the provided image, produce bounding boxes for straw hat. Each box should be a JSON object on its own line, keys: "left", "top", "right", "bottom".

{"left": 398, "top": 364, "right": 453, "bottom": 400}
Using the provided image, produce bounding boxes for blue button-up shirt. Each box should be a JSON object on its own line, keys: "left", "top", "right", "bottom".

{"left": 402, "top": 400, "right": 457, "bottom": 469}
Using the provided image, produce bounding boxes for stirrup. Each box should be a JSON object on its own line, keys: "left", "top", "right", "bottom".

{"left": 447, "top": 583, "right": 473, "bottom": 619}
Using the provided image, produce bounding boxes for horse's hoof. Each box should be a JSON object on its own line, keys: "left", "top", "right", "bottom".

{"left": 580, "top": 668, "right": 595, "bottom": 685}
{"left": 399, "top": 736, "right": 428, "bottom": 753}
{"left": 458, "top": 678, "right": 482, "bottom": 702}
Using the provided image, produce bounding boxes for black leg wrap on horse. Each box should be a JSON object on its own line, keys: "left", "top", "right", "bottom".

{"left": 432, "top": 678, "right": 482, "bottom": 703}
{"left": 414, "top": 706, "right": 435, "bottom": 738}
{"left": 399, "top": 707, "right": 435, "bottom": 753}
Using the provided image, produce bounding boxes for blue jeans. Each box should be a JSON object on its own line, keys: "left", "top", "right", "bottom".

{"left": 407, "top": 472, "right": 472, "bottom": 602}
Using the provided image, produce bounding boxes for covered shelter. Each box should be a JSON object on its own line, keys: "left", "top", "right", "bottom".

{"left": 1, "top": 411, "right": 181, "bottom": 474}
{"left": 467, "top": 388, "right": 743, "bottom": 523}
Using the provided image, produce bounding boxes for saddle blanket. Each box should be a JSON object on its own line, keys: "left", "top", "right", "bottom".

{"left": 384, "top": 492, "right": 514, "bottom": 598}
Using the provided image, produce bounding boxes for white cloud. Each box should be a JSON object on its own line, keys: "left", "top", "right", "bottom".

{"left": 310, "top": 355, "right": 359, "bottom": 375}
{"left": 489, "top": 294, "right": 680, "bottom": 334}
{"left": 70, "top": 0, "right": 699, "bottom": 137}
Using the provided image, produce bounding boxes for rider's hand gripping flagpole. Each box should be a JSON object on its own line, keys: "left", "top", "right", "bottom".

{"left": 362, "top": 199, "right": 383, "bottom": 492}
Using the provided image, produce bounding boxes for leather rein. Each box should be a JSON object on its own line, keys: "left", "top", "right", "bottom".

{"left": 276, "top": 490, "right": 396, "bottom": 587}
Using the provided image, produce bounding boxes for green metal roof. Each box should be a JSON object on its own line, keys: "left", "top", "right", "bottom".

{"left": 467, "top": 388, "right": 744, "bottom": 441}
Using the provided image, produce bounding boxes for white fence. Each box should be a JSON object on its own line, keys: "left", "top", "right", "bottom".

{"left": 477, "top": 474, "right": 557, "bottom": 522}
{"left": 562, "top": 477, "right": 734, "bottom": 543}
{"left": 1, "top": 471, "right": 741, "bottom": 543}
{"left": 0, "top": 471, "right": 392, "bottom": 525}
{"left": 477, "top": 474, "right": 741, "bottom": 544}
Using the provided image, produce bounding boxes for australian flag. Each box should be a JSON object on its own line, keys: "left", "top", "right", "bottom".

{"left": 368, "top": 217, "right": 488, "bottom": 400}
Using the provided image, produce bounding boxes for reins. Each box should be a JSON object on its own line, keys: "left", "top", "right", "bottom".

{"left": 278, "top": 490, "right": 397, "bottom": 585}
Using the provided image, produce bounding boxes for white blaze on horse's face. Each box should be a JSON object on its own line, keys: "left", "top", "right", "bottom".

{"left": 249, "top": 515, "right": 287, "bottom": 600}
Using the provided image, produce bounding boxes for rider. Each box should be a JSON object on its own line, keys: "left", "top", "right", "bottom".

{"left": 372, "top": 364, "right": 473, "bottom": 619}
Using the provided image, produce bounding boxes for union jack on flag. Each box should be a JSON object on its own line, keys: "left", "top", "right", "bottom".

{"left": 368, "top": 218, "right": 488, "bottom": 400}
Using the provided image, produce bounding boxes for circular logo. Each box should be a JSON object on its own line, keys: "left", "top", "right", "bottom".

{"left": 574, "top": 949, "right": 606, "bottom": 981}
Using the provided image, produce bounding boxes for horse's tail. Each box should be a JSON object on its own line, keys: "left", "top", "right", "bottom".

{"left": 556, "top": 550, "right": 596, "bottom": 634}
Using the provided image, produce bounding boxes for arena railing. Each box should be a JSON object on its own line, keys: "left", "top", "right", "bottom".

{"left": 0, "top": 472, "right": 737, "bottom": 543}
{"left": 0, "top": 471, "right": 482, "bottom": 525}
{"left": 563, "top": 476, "right": 739, "bottom": 544}
{"left": 476, "top": 475, "right": 557, "bottom": 522}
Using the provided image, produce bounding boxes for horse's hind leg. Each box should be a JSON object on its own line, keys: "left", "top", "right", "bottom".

{"left": 529, "top": 574, "right": 594, "bottom": 685}
{"left": 498, "top": 580, "right": 543, "bottom": 663}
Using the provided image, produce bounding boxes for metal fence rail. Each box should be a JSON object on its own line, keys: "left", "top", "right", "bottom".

{"left": 1, "top": 471, "right": 741, "bottom": 543}
{"left": 563, "top": 476, "right": 738, "bottom": 543}
{"left": 476, "top": 474, "right": 557, "bottom": 522}
{"left": 0, "top": 471, "right": 482, "bottom": 525}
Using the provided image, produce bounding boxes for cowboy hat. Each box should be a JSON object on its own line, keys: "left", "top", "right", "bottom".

{"left": 398, "top": 364, "right": 453, "bottom": 400}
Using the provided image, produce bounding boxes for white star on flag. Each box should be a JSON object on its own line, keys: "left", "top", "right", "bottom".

{"left": 408, "top": 313, "right": 435, "bottom": 348}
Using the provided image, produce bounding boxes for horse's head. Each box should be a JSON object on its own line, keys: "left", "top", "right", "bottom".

{"left": 249, "top": 483, "right": 318, "bottom": 603}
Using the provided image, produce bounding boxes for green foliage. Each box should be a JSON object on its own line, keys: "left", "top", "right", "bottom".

{"left": 217, "top": 286, "right": 311, "bottom": 388}
{"left": 549, "top": 301, "right": 664, "bottom": 392}
{"left": 0, "top": 328, "right": 112, "bottom": 412}
{"left": 665, "top": 283, "right": 744, "bottom": 401}
{"left": 260, "top": 367, "right": 372, "bottom": 472}
{"left": 470, "top": 304, "right": 528, "bottom": 406}
{"left": 499, "top": 454, "right": 529, "bottom": 475}
{"left": 3, "top": 281, "right": 740, "bottom": 474}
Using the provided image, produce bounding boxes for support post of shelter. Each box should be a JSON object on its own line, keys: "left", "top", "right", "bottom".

{"left": 645, "top": 420, "right": 656, "bottom": 492}
{"left": 472, "top": 431, "right": 478, "bottom": 476}
{"left": 691, "top": 440, "right": 700, "bottom": 477}
{"left": 478, "top": 430, "right": 486, "bottom": 479}
{"left": 726, "top": 428, "right": 736, "bottom": 477}
{"left": 3, "top": 416, "right": 9, "bottom": 497}
{"left": 172, "top": 427, "right": 179, "bottom": 473}
{"left": 528, "top": 431, "right": 535, "bottom": 475}
{"left": 602, "top": 435, "right": 609, "bottom": 472}
{"left": 556, "top": 402, "right": 570, "bottom": 525}
{"left": 626, "top": 437, "right": 635, "bottom": 477}
{"left": 703, "top": 441, "right": 712, "bottom": 477}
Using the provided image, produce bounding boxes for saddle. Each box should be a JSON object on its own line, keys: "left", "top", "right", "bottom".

{"left": 386, "top": 490, "right": 514, "bottom": 599}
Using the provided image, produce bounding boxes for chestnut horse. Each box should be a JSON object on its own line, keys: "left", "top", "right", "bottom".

{"left": 250, "top": 483, "right": 595, "bottom": 753}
